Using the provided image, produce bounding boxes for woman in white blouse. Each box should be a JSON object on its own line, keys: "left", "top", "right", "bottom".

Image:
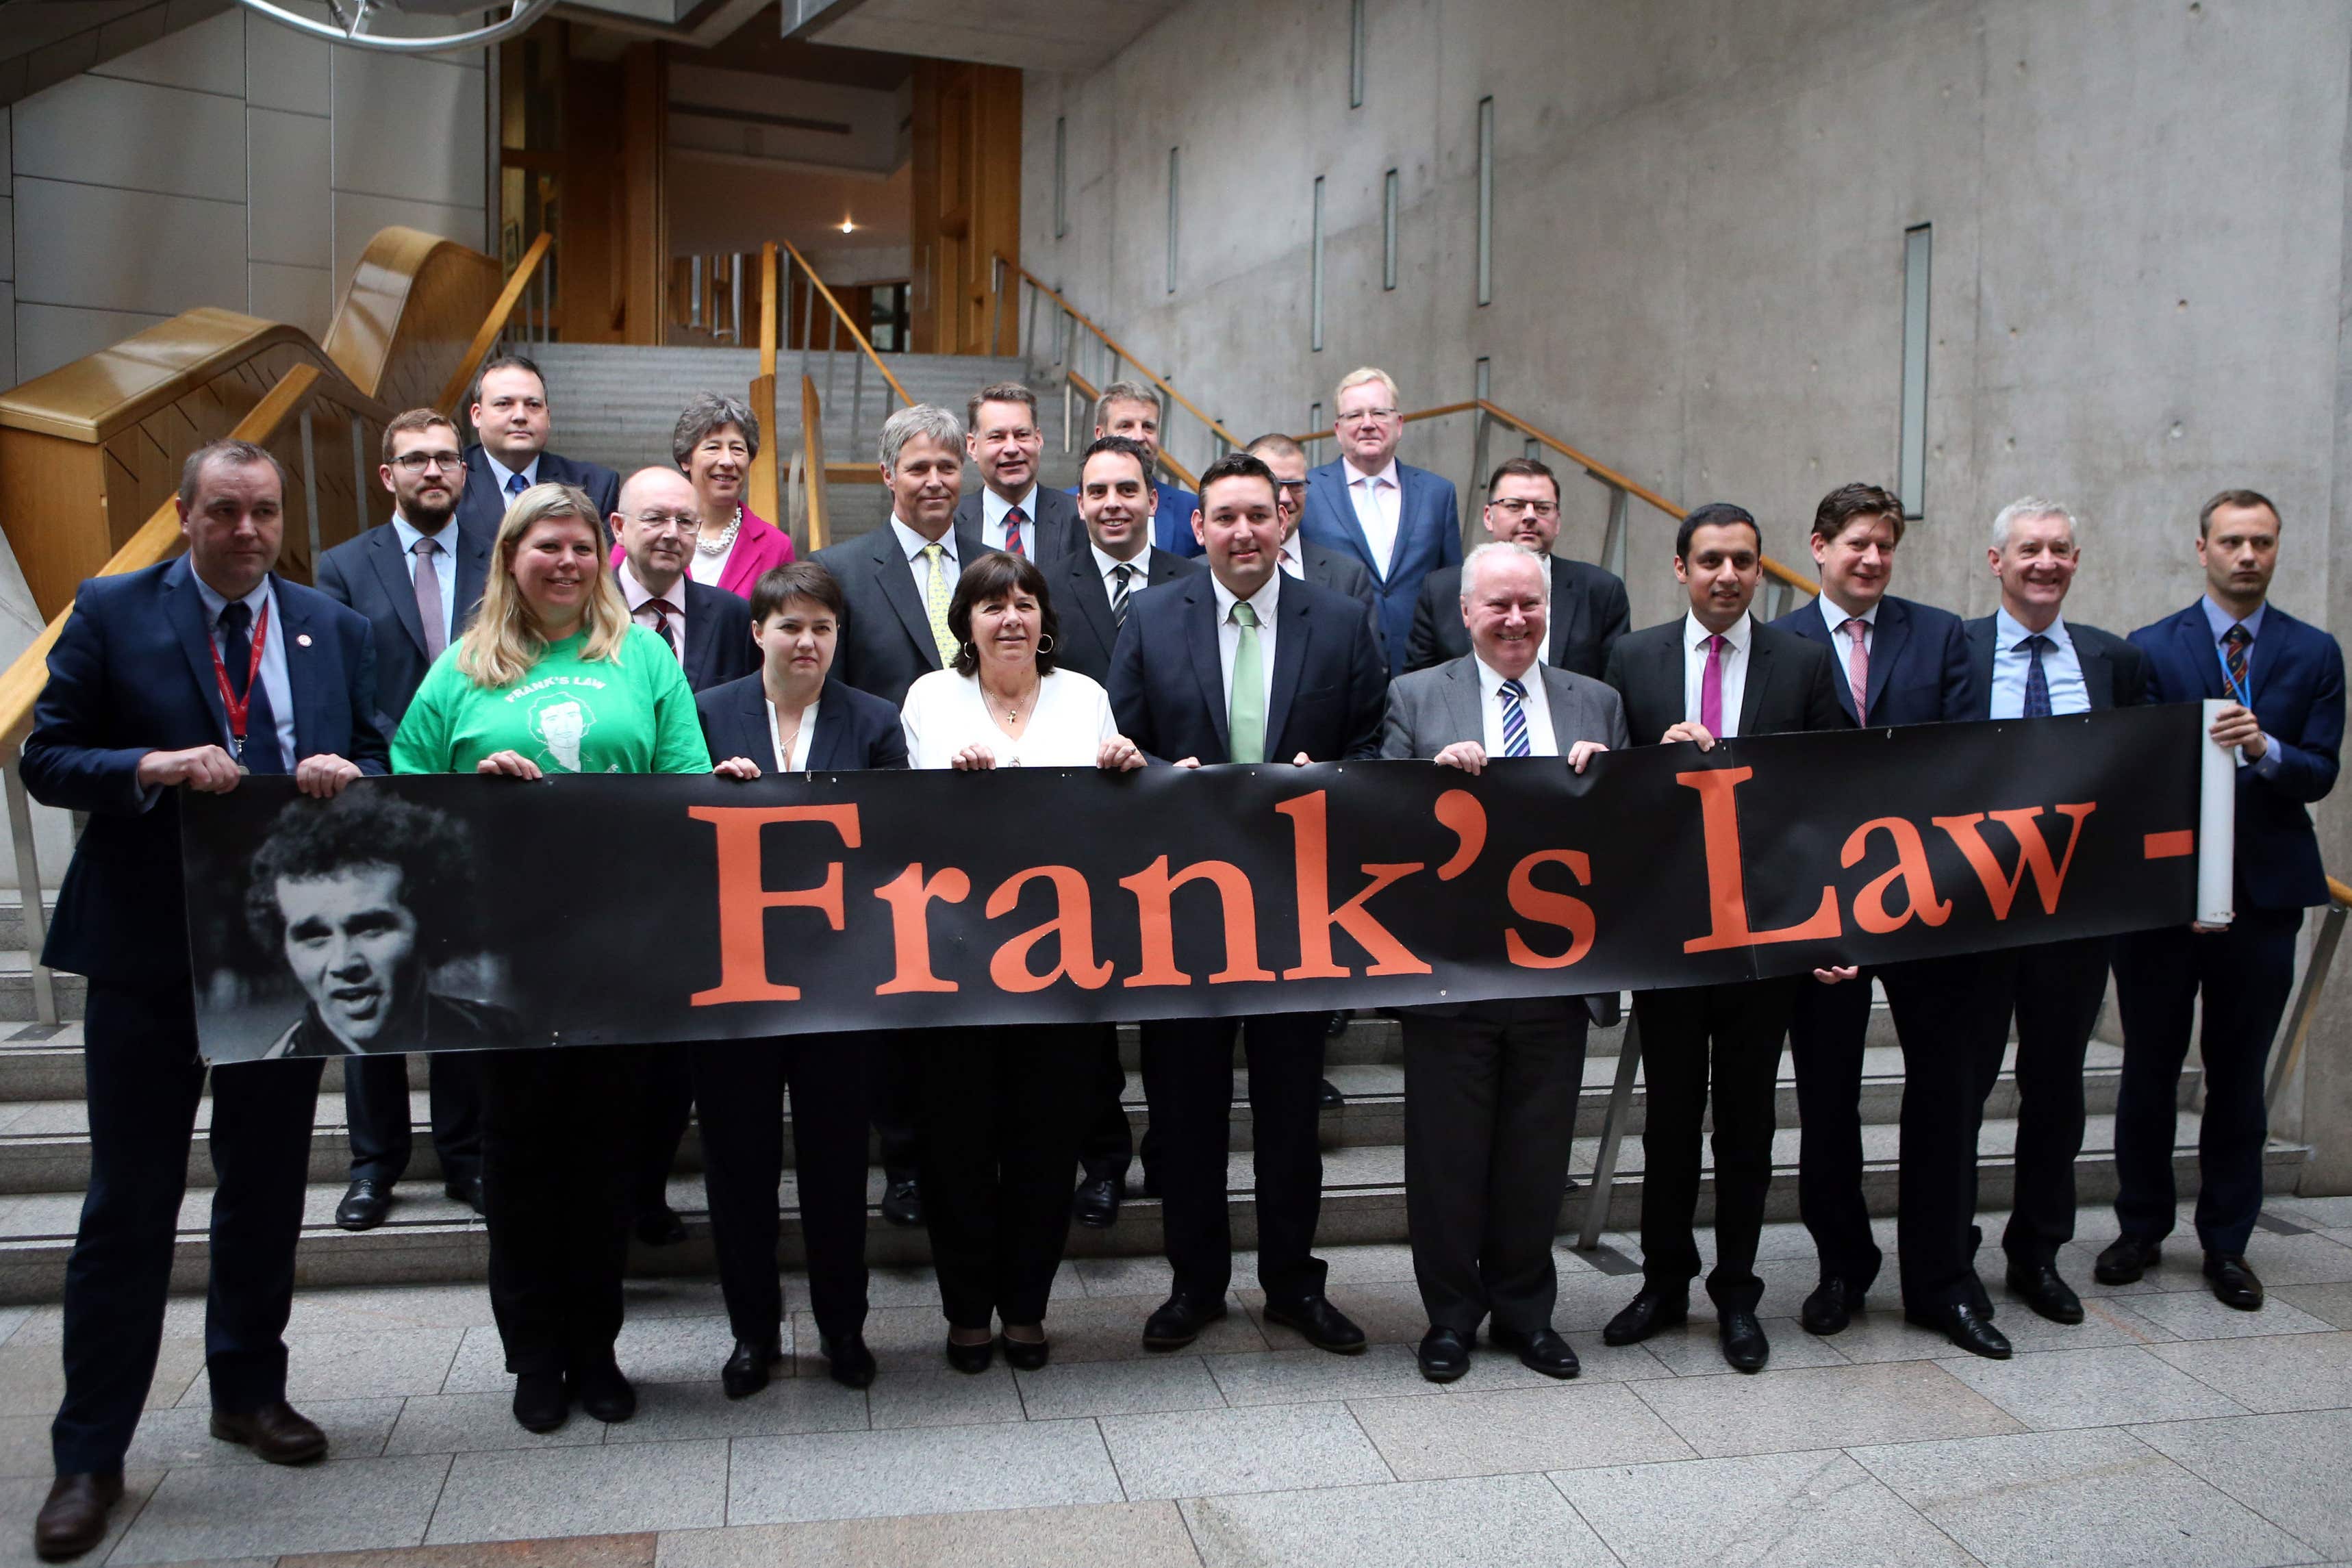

{"left": 902, "top": 551, "right": 1143, "bottom": 1374}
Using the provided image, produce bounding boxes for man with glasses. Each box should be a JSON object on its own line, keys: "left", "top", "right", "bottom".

{"left": 1246, "top": 433, "right": 1376, "bottom": 616}
{"left": 1406, "top": 458, "right": 1630, "bottom": 677}
{"left": 1065, "top": 381, "right": 1202, "bottom": 558}
{"left": 1298, "top": 368, "right": 1463, "bottom": 675}
{"left": 314, "top": 409, "right": 494, "bottom": 1232}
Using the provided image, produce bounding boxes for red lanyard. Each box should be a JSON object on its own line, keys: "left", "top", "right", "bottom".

{"left": 208, "top": 600, "right": 270, "bottom": 760}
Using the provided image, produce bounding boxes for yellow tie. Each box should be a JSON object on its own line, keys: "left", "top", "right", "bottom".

{"left": 922, "top": 543, "right": 955, "bottom": 665}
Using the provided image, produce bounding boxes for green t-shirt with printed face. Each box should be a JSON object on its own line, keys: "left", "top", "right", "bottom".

{"left": 392, "top": 627, "right": 713, "bottom": 777}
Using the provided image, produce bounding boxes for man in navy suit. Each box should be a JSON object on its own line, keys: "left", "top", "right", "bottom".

{"left": 313, "top": 409, "right": 490, "bottom": 1235}
{"left": 957, "top": 382, "right": 1083, "bottom": 567}
{"left": 1064, "top": 381, "right": 1200, "bottom": 557}
{"left": 1248, "top": 433, "right": 1378, "bottom": 616}
{"left": 2101, "top": 488, "right": 2344, "bottom": 1311}
{"left": 1407, "top": 457, "right": 1630, "bottom": 678}
{"left": 1298, "top": 367, "right": 1463, "bottom": 674}
{"left": 27, "top": 440, "right": 389, "bottom": 1561}
{"left": 455, "top": 354, "right": 620, "bottom": 541}
{"left": 1108, "top": 452, "right": 1387, "bottom": 1356}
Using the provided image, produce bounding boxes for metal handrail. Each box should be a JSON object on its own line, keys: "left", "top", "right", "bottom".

{"left": 1065, "top": 367, "right": 1200, "bottom": 492}
{"left": 778, "top": 239, "right": 911, "bottom": 408}
{"left": 434, "top": 230, "right": 553, "bottom": 415}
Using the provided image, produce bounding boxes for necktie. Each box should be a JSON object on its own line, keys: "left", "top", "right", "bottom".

{"left": 1359, "top": 477, "right": 1387, "bottom": 578}
{"left": 1841, "top": 616, "right": 1869, "bottom": 720}
{"left": 644, "top": 597, "right": 681, "bottom": 659}
{"left": 412, "top": 536, "right": 446, "bottom": 659}
{"left": 1500, "top": 676, "right": 1531, "bottom": 759}
{"left": 2021, "top": 633, "right": 2053, "bottom": 718}
{"left": 1111, "top": 562, "right": 1134, "bottom": 627}
{"left": 1699, "top": 633, "right": 1725, "bottom": 735}
{"left": 1003, "top": 505, "right": 1026, "bottom": 559}
{"left": 921, "top": 544, "right": 956, "bottom": 665}
{"left": 505, "top": 470, "right": 529, "bottom": 498}
{"left": 217, "top": 601, "right": 285, "bottom": 774}
{"left": 2222, "top": 624, "right": 2253, "bottom": 703}
{"left": 1228, "top": 601, "right": 1266, "bottom": 764}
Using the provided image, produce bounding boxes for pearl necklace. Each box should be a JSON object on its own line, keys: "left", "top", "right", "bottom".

{"left": 696, "top": 507, "right": 742, "bottom": 557}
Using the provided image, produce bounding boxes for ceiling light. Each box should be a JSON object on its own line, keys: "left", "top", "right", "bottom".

{"left": 839, "top": 218, "right": 856, "bottom": 234}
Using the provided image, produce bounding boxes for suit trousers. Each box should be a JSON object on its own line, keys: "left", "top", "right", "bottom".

{"left": 1632, "top": 979, "right": 1796, "bottom": 1311}
{"left": 52, "top": 981, "right": 323, "bottom": 1474}
{"left": 631, "top": 1050, "right": 695, "bottom": 1219}
{"left": 913, "top": 1024, "right": 1094, "bottom": 1329}
{"left": 1887, "top": 954, "right": 2012, "bottom": 1312}
{"left": 691, "top": 1034, "right": 871, "bottom": 1346}
{"left": 1141, "top": 1012, "right": 1329, "bottom": 1304}
{"left": 1077, "top": 1026, "right": 1135, "bottom": 1185}
{"left": 480, "top": 1045, "right": 635, "bottom": 1376}
{"left": 343, "top": 1050, "right": 481, "bottom": 1187}
{"left": 2113, "top": 911, "right": 2303, "bottom": 1258}
{"left": 1982, "top": 935, "right": 2114, "bottom": 1265}
{"left": 1787, "top": 970, "right": 1882, "bottom": 1293}
{"left": 1402, "top": 998, "right": 1586, "bottom": 1335}
{"left": 874, "top": 1037, "right": 922, "bottom": 1182}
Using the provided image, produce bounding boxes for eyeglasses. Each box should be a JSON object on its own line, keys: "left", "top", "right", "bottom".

{"left": 1337, "top": 408, "right": 1400, "bottom": 427}
{"left": 1275, "top": 479, "right": 1309, "bottom": 496}
{"left": 390, "top": 452, "right": 464, "bottom": 473}
{"left": 631, "top": 511, "right": 702, "bottom": 533}
{"left": 1488, "top": 498, "right": 1560, "bottom": 520}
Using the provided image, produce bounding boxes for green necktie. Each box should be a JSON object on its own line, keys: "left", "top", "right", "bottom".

{"left": 922, "top": 543, "right": 955, "bottom": 665}
{"left": 1228, "top": 600, "right": 1265, "bottom": 764}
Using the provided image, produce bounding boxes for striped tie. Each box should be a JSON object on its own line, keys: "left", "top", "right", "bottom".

{"left": 2223, "top": 624, "right": 2253, "bottom": 701}
{"left": 2021, "top": 633, "right": 2053, "bottom": 719}
{"left": 1500, "top": 677, "right": 1531, "bottom": 758}
{"left": 1111, "top": 563, "right": 1134, "bottom": 627}
{"left": 1004, "top": 505, "right": 1026, "bottom": 559}
{"left": 922, "top": 543, "right": 956, "bottom": 665}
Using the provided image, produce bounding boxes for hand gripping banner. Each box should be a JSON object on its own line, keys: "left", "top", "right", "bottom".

{"left": 180, "top": 704, "right": 2216, "bottom": 1062}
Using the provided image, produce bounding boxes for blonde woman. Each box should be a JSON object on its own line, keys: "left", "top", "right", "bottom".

{"left": 393, "top": 483, "right": 709, "bottom": 1434}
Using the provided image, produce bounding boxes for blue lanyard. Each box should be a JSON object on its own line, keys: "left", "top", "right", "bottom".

{"left": 2215, "top": 638, "right": 2251, "bottom": 707}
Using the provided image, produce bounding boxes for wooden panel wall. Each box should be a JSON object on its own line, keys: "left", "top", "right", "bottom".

{"left": 909, "top": 61, "right": 1020, "bottom": 357}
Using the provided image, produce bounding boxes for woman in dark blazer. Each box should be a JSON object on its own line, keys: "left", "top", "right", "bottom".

{"left": 694, "top": 560, "right": 905, "bottom": 1398}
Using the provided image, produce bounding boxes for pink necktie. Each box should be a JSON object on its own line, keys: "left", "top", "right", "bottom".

{"left": 1700, "top": 633, "right": 1725, "bottom": 734}
{"left": 1841, "top": 617, "right": 1869, "bottom": 719}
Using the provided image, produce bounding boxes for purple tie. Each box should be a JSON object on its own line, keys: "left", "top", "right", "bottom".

{"left": 1700, "top": 633, "right": 1725, "bottom": 735}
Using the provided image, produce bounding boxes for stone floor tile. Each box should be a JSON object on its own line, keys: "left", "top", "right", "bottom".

{"left": 728, "top": 1419, "right": 1123, "bottom": 1523}
{"left": 616, "top": 1279, "right": 734, "bottom": 1321}
{"left": 1206, "top": 1345, "right": 1434, "bottom": 1407}
{"left": 283, "top": 1284, "right": 501, "bottom": 1336}
{"left": 1313, "top": 1244, "right": 1421, "bottom": 1286}
{"left": 1067, "top": 1255, "right": 1178, "bottom": 1300}
{"left": 1349, "top": 1381, "right": 1693, "bottom": 1481}
{"left": 1099, "top": 1402, "right": 1391, "bottom": 1500}
{"left": 281, "top": 1534, "right": 655, "bottom": 1568}
{"left": 425, "top": 1441, "right": 729, "bottom": 1543}
{"left": 270, "top": 1330, "right": 466, "bottom": 1404}
{"left": 0, "top": 1414, "right": 46, "bottom": 1479}
{"left": 1554, "top": 1448, "right": 1978, "bottom": 1568}
{"left": 1938, "top": 1344, "right": 2250, "bottom": 1430}
{"left": 849, "top": 1264, "right": 948, "bottom": 1311}
{"left": 2151, "top": 1331, "right": 2352, "bottom": 1413}
{"left": 609, "top": 1317, "right": 746, "bottom": 1387}
{"left": 2122, "top": 1287, "right": 2334, "bottom": 1342}
{"left": 866, "top": 1363, "right": 1024, "bottom": 1430}
{"left": 657, "top": 1500, "right": 1200, "bottom": 1568}
{"left": 2273, "top": 1282, "right": 2352, "bottom": 1330}
{"left": 0, "top": 1471, "right": 160, "bottom": 1568}
{"left": 128, "top": 1398, "right": 404, "bottom": 1467}
{"left": 1631, "top": 1361, "right": 2022, "bottom": 1458}
{"left": 1851, "top": 1427, "right": 2314, "bottom": 1568}
{"left": 2236, "top": 1234, "right": 2352, "bottom": 1287}
{"left": 606, "top": 1375, "right": 866, "bottom": 1444}
{"left": 1184, "top": 1472, "right": 1617, "bottom": 1567}
{"left": 108, "top": 1454, "right": 452, "bottom": 1565}
{"left": 2133, "top": 1408, "right": 2352, "bottom": 1560}
{"left": 1437, "top": 1333, "right": 1671, "bottom": 1390}
{"left": 383, "top": 1391, "right": 605, "bottom": 1455}
{"left": 1240, "top": 1281, "right": 1426, "bottom": 1348}
{"left": 987, "top": 1292, "right": 1269, "bottom": 1365}
{"left": 1012, "top": 1355, "right": 1226, "bottom": 1421}
{"left": 434, "top": 1327, "right": 516, "bottom": 1396}
{"left": 0, "top": 1308, "right": 28, "bottom": 1346}
{"left": 1634, "top": 1317, "right": 1850, "bottom": 1376}
{"left": 2267, "top": 1196, "right": 2352, "bottom": 1230}
{"left": 0, "top": 1338, "right": 205, "bottom": 1419}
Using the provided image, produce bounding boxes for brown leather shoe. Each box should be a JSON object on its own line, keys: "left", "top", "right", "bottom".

{"left": 34, "top": 1472, "right": 123, "bottom": 1561}
{"left": 210, "top": 1400, "right": 327, "bottom": 1464}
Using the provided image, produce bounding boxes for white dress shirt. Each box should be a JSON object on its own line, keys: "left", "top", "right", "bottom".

{"left": 390, "top": 511, "right": 459, "bottom": 646}
{"left": 1476, "top": 656, "right": 1559, "bottom": 757}
{"left": 191, "top": 572, "right": 298, "bottom": 765}
{"left": 1988, "top": 607, "right": 2089, "bottom": 718}
{"left": 1680, "top": 609, "right": 1754, "bottom": 739}
{"left": 616, "top": 561, "right": 687, "bottom": 655}
{"left": 479, "top": 451, "right": 540, "bottom": 497}
{"left": 981, "top": 485, "right": 1041, "bottom": 556}
{"left": 1089, "top": 542, "right": 1150, "bottom": 603}
{"left": 1343, "top": 458, "right": 1402, "bottom": 579}
{"left": 767, "top": 694, "right": 817, "bottom": 772}
{"left": 1278, "top": 540, "right": 1306, "bottom": 581}
{"left": 892, "top": 516, "right": 961, "bottom": 608}
{"left": 900, "top": 668, "right": 1117, "bottom": 768}
{"left": 1210, "top": 570, "right": 1281, "bottom": 722}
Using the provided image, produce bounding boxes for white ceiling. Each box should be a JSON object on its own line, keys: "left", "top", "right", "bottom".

{"left": 802, "top": 0, "right": 1185, "bottom": 74}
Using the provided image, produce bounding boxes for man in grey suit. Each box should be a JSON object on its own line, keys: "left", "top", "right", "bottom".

{"left": 952, "top": 382, "right": 1083, "bottom": 567}
{"left": 1382, "top": 543, "right": 1628, "bottom": 1385}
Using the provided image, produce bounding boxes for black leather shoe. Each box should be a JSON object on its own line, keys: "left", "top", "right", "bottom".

{"left": 1326, "top": 1009, "right": 1352, "bottom": 1037}
{"left": 1262, "top": 1294, "right": 1367, "bottom": 1354}
{"left": 721, "top": 1339, "right": 782, "bottom": 1400}
{"left": 822, "top": 1332, "right": 876, "bottom": 1389}
{"left": 1800, "top": 1278, "right": 1859, "bottom": 1336}
{"left": 945, "top": 1335, "right": 994, "bottom": 1373}
{"left": 2205, "top": 1253, "right": 2265, "bottom": 1311}
{"left": 1906, "top": 1301, "right": 2012, "bottom": 1359}
{"left": 2094, "top": 1236, "right": 2161, "bottom": 1285}
{"left": 1602, "top": 1289, "right": 1688, "bottom": 1345}
{"left": 2006, "top": 1259, "right": 2086, "bottom": 1324}
{"left": 444, "top": 1174, "right": 485, "bottom": 1214}
{"left": 1719, "top": 1309, "right": 1769, "bottom": 1372}
{"left": 1318, "top": 1078, "right": 1346, "bottom": 1109}
{"left": 633, "top": 1205, "right": 687, "bottom": 1247}
{"left": 881, "top": 1176, "right": 924, "bottom": 1228}
{"left": 999, "top": 1330, "right": 1050, "bottom": 1371}
{"left": 570, "top": 1359, "right": 636, "bottom": 1423}
{"left": 1072, "top": 1176, "right": 1120, "bottom": 1228}
{"left": 209, "top": 1400, "right": 327, "bottom": 1463}
{"left": 335, "top": 1176, "right": 390, "bottom": 1231}
{"left": 1967, "top": 1272, "right": 1997, "bottom": 1321}
{"left": 1142, "top": 1292, "right": 1229, "bottom": 1350}
{"left": 34, "top": 1473, "right": 122, "bottom": 1562}
{"left": 1417, "top": 1326, "right": 1471, "bottom": 1382}
{"left": 511, "top": 1371, "right": 568, "bottom": 1432}
{"left": 1490, "top": 1323, "right": 1580, "bottom": 1379}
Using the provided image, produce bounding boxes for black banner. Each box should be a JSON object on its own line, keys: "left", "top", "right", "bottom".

{"left": 183, "top": 704, "right": 2207, "bottom": 1062}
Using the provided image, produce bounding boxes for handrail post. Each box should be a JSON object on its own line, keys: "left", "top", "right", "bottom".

{"left": 2268, "top": 902, "right": 2348, "bottom": 1117}
{"left": 1578, "top": 1010, "right": 1641, "bottom": 1249}
{"left": 1063, "top": 378, "right": 1074, "bottom": 453}
{"left": 1470, "top": 407, "right": 1492, "bottom": 520}
{"left": 848, "top": 349, "right": 865, "bottom": 466}
{"left": 989, "top": 255, "right": 1004, "bottom": 358}
{"left": 298, "top": 407, "right": 321, "bottom": 574}
{"left": 824, "top": 312, "right": 839, "bottom": 407}
{"left": 351, "top": 416, "right": 370, "bottom": 534}
{"left": 1023, "top": 277, "right": 1039, "bottom": 374}
{"left": 4, "top": 761, "right": 55, "bottom": 1026}
{"left": 1602, "top": 485, "right": 1630, "bottom": 579}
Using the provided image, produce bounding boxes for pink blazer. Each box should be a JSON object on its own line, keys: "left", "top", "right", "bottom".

{"left": 608, "top": 505, "right": 796, "bottom": 600}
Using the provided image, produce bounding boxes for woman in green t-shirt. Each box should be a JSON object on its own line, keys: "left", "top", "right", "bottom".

{"left": 392, "top": 482, "right": 709, "bottom": 1437}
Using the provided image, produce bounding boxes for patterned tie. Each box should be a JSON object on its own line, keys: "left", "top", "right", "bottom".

{"left": 921, "top": 544, "right": 956, "bottom": 665}
{"left": 1699, "top": 633, "right": 1725, "bottom": 735}
{"left": 412, "top": 537, "right": 447, "bottom": 659}
{"left": 2222, "top": 624, "right": 2253, "bottom": 702}
{"left": 1228, "top": 601, "right": 1266, "bottom": 764}
{"left": 1111, "top": 562, "right": 1135, "bottom": 627}
{"left": 2021, "top": 633, "right": 2053, "bottom": 718}
{"left": 1003, "top": 505, "right": 1026, "bottom": 559}
{"left": 1500, "top": 676, "right": 1531, "bottom": 759}
{"left": 505, "top": 470, "right": 529, "bottom": 498}
{"left": 1841, "top": 617, "right": 1869, "bottom": 720}
{"left": 644, "top": 597, "right": 681, "bottom": 659}
{"left": 217, "top": 601, "right": 286, "bottom": 774}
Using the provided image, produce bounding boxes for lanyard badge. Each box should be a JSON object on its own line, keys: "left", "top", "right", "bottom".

{"left": 208, "top": 600, "right": 270, "bottom": 772}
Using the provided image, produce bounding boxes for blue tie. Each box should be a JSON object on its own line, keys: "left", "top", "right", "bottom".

{"left": 217, "top": 601, "right": 285, "bottom": 774}
{"left": 2021, "top": 633, "right": 2053, "bottom": 719}
{"left": 505, "top": 470, "right": 529, "bottom": 498}
{"left": 1500, "top": 677, "right": 1531, "bottom": 758}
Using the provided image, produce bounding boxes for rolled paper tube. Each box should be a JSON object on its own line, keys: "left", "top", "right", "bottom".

{"left": 2197, "top": 697, "right": 2236, "bottom": 926}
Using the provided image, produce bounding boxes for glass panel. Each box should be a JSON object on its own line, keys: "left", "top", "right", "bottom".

{"left": 1311, "top": 175, "right": 1326, "bottom": 351}
{"left": 1382, "top": 168, "right": 1399, "bottom": 290}
{"left": 1476, "top": 97, "right": 1494, "bottom": 306}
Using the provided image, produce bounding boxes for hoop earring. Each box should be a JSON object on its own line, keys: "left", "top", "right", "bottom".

{"left": 1036, "top": 633, "right": 1054, "bottom": 654}
{"left": 959, "top": 642, "right": 975, "bottom": 663}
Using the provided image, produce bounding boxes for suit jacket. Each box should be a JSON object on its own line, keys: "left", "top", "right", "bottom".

{"left": 315, "top": 518, "right": 492, "bottom": 722}
{"left": 455, "top": 446, "right": 621, "bottom": 540}
{"left": 1407, "top": 556, "right": 1632, "bottom": 679}
{"left": 1602, "top": 614, "right": 1849, "bottom": 746}
{"left": 1051, "top": 544, "right": 1203, "bottom": 685}
{"left": 813, "top": 520, "right": 987, "bottom": 708}
{"left": 2129, "top": 600, "right": 2344, "bottom": 909}
{"left": 694, "top": 672, "right": 910, "bottom": 773}
{"left": 1771, "top": 592, "right": 1975, "bottom": 726}
{"left": 675, "top": 579, "right": 760, "bottom": 694}
{"left": 1962, "top": 613, "right": 2149, "bottom": 718}
{"left": 1108, "top": 570, "right": 1388, "bottom": 765}
{"left": 1298, "top": 457, "right": 1463, "bottom": 675}
{"left": 1295, "top": 540, "right": 1377, "bottom": 614}
{"left": 952, "top": 485, "right": 1085, "bottom": 569}
{"left": 23, "top": 557, "right": 390, "bottom": 987}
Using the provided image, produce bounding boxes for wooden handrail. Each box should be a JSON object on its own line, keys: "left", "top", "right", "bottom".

{"left": 999, "top": 255, "right": 1245, "bottom": 453}
{"left": 1066, "top": 368, "right": 1200, "bottom": 491}
{"left": 779, "top": 239, "right": 911, "bottom": 408}
{"left": 757, "top": 241, "right": 779, "bottom": 382}
{"left": 433, "top": 231, "right": 553, "bottom": 416}
{"left": 802, "top": 373, "right": 830, "bottom": 552}
{"left": 746, "top": 244, "right": 781, "bottom": 530}
{"left": 2332, "top": 876, "right": 2352, "bottom": 909}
